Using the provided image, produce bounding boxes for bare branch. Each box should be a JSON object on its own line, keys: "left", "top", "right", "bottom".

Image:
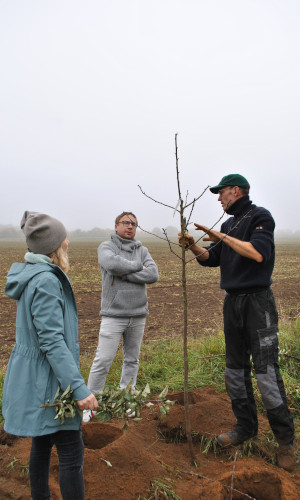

{"left": 139, "top": 134, "right": 209, "bottom": 466}
{"left": 184, "top": 212, "right": 227, "bottom": 262}
{"left": 184, "top": 185, "right": 210, "bottom": 209}
{"left": 181, "top": 470, "right": 256, "bottom": 499}
{"left": 137, "top": 224, "right": 170, "bottom": 242}
{"left": 185, "top": 250, "right": 208, "bottom": 264}
{"left": 186, "top": 199, "right": 196, "bottom": 229}
{"left": 162, "top": 228, "right": 183, "bottom": 261}
{"left": 179, "top": 209, "right": 227, "bottom": 260}
{"left": 154, "top": 460, "right": 257, "bottom": 500}
{"left": 196, "top": 354, "right": 225, "bottom": 359}
{"left": 230, "top": 451, "right": 238, "bottom": 500}
{"left": 185, "top": 209, "right": 253, "bottom": 264}
{"left": 173, "top": 198, "right": 180, "bottom": 217}
{"left": 191, "top": 210, "right": 227, "bottom": 245}
{"left": 138, "top": 185, "right": 179, "bottom": 213}
{"left": 137, "top": 225, "right": 183, "bottom": 258}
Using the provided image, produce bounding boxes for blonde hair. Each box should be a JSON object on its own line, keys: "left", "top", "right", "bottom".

{"left": 49, "top": 244, "right": 70, "bottom": 273}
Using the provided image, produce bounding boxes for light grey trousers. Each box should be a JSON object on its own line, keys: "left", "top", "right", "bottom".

{"left": 87, "top": 315, "right": 147, "bottom": 394}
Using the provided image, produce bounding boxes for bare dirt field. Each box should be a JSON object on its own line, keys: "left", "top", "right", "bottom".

{"left": 0, "top": 239, "right": 299, "bottom": 499}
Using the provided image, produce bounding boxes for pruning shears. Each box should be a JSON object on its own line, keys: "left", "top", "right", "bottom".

{"left": 183, "top": 217, "right": 189, "bottom": 236}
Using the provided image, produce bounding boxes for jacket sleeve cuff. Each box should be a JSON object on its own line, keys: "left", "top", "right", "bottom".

{"left": 72, "top": 384, "right": 92, "bottom": 401}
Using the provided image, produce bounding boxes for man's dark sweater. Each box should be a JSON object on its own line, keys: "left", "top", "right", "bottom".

{"left": 199, "top": 196, "right": 275, "bottom": 293}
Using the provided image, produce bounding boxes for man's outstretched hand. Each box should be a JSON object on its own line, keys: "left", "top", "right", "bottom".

{"left": 194, "top": 224, "right": 222, "bottom": 242}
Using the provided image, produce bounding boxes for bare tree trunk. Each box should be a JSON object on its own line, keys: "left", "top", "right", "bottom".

{"left": 181, "top": 210, "right": 196, "bottom": 463}
{"left": 139, "top": 133, "right": 211, "bottom": 465}
{"left": 176, "top": 135, "right": 196, "bottom": 464}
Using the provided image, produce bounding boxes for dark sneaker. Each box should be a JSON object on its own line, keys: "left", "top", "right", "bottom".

{"left": 277, "top": 444, "right": 296, "bottom": 472}
{"left": 217, "top": 430, "right": 255, "bottom": 448}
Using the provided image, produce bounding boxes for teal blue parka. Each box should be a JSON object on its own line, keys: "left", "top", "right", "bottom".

{"left": 3, "top": 261, "right": 90, "bottom": 437}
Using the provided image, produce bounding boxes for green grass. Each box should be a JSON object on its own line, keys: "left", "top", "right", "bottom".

{"left": 105, "top": 314, "right": 298, "bottom": 465}
{"left": 278, "top": 315, "right": 300, "bottom": 410}
{"left": 1, "top": 316, "right": 300, "bottom": 432}
{"left": 198, "top": 431, "right": 278, "bottom": 465}
{"left": 81, "top": 315, "right": 300, "bottom": 420}
{"left": 80, "top": 331, "right": 226, "bottom": 395}
{"left": 146, "top": 479, "right": 181, "bottom": 500}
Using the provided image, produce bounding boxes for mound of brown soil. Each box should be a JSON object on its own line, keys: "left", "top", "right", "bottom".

{"left": 0, "top": 388, "right": 299, "bottom": 499}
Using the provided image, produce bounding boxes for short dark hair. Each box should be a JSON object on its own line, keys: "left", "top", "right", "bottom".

{"left": 226, "top": 185, "right": 250, "bottom": 196}
{"left": 115, "top": 212, "right": 138, "bottom": 225}
{"left": 239, "top": 186, "right": 250, "bottom": 196}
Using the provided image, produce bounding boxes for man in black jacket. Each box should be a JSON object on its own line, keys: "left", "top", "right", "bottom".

{"left": 179, "top": 174, "right": 295, "bottom": 472}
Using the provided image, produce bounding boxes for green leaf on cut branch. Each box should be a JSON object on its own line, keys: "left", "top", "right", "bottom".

{"left": 42, "top": 381, "right": 174, "bottom": 426}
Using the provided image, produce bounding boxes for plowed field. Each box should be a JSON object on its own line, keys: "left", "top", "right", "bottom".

{"left": 0, "top": 239, "right": 299, "bottom": 499}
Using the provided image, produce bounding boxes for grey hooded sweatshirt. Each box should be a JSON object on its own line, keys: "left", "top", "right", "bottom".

{"left": 98, "top": 234, "right": 159, "bottom": 317}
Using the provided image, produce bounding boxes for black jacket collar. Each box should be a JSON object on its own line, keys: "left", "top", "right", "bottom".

{"left": 226, "top": 195, "right": 252, "bottom": 217}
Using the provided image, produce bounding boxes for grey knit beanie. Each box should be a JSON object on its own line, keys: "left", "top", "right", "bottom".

{"left": 21, "top": 211, "right": 67, "bottom": 255}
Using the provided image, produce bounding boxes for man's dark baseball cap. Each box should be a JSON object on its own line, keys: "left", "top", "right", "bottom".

{"left": 210, "top": 174, "right": 250, "bottom": 194}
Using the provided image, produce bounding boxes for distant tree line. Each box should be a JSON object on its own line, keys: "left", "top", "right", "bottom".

{"left": 0, "top": 225, "right": 299, "bottom": 240}
{"left": 0, "top": 226, "right": 23, "bottom": 239}
{"left": 0, "top": 225, "right": 114, "bottom": 240}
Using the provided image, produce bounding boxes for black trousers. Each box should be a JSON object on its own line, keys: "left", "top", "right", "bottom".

{"left": 29, "top": 430, "right": 85, "bottom": 500}
{"left": 223, "top": 288, "right": 294, "bottom": 445}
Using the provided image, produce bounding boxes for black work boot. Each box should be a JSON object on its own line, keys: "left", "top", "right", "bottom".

{"left": 217, "top": 430, "right": 255, "bottom": 448}
{"left": 277, "top": 444, "right": 296, "bottom": 472}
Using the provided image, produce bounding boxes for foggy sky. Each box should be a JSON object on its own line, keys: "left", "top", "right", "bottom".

{"left": 1, "top": 0, "right": 300, "bottom": 233}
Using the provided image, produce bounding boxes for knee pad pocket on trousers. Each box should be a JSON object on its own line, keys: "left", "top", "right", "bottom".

{"left": 256, "top": 365, "right": 283, "bottom": 409}
{"left": 256, "top": 325, "right": 279, "bottom": 371}
{"left": 225, "top": 367, "right": 247, "bottom": 400}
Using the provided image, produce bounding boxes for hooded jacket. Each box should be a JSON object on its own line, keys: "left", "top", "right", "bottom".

{"left": 98, "top": 234, "right": 159, "bottom": 317}
{"left": 3, "top": 260, "right": 90, "bottom": 437}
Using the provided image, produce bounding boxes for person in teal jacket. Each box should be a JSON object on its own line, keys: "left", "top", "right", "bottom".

{"left": 3, "top": 211, "right": 98, "bottom": 500}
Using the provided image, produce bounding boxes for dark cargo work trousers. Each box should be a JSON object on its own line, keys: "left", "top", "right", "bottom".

{"left": 223, "top": 288, "right": 294, "bottom": 445}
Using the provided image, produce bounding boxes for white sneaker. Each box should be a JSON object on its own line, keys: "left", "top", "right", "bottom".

{"left": 126, "top": 408, "right": 136, "bottom": 418}
{"left": 82, "top": 410, "right": 96, "bottom": 423}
